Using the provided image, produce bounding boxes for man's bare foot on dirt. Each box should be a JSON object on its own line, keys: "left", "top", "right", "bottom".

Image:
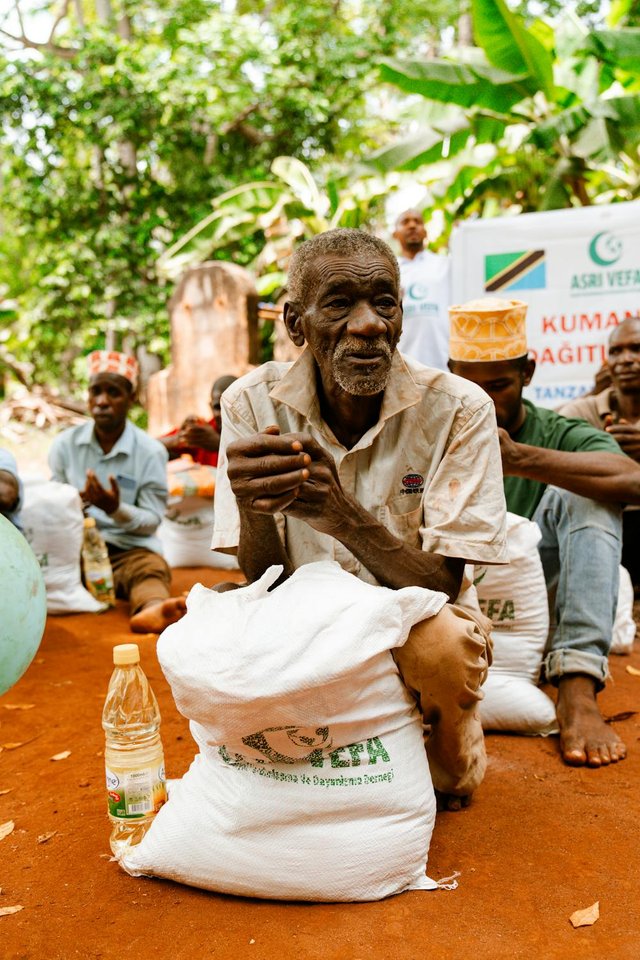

{"left": 556, "top": 674, "right": 627, "bottom": 767}
{"left": 435, "top": 790, "right": 471, "bottom": 812}
{"left": 130, "top": 597, "right": 187, "bottom": 634}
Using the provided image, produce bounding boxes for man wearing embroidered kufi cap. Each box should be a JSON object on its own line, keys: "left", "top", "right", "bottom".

{"left": 48, "top": 350, "right": 187, "bottom": 633}
{"left": 449, "top": 296, "right": 640, "bottom": 770}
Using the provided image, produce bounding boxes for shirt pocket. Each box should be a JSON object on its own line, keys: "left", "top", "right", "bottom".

{"left": 383, "top": 494, "right": 424, "bottom": 548}
{"left": 115, "top": 473, "right": 137, "bottom": 505}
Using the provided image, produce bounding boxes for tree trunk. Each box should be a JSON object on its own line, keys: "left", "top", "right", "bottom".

{"left": 73, "top": 0, "right": 85, "bottom": 28}
{"left": 94, "top": 0, "right": 113, "bottom": 22}
{"left": 458, "top": 12, "right": 473, "bottom": 47}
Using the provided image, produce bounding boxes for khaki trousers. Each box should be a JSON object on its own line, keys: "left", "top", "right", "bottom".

{"left": 393, "top": 604, "right": 492, "bottom": 797}
{"left": 107, "top": 546, "right": 172, "bottom": 615}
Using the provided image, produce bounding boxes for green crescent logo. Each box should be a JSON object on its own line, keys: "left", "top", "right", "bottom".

{"left": 589, "top": 231, "right": 623, "bottom": 267}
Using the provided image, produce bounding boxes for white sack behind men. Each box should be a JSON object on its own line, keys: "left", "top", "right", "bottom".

{"left": 611, "top": 565, "right": 635, "bottom": 655}
{"left": 473, "top": 513, "right": 558, "bottom": 736}
{"left": 21, "top": 480, "right": 105, "bottom": 615}
{"left": 119, "top": 561, "right": 448, "bottom": 902}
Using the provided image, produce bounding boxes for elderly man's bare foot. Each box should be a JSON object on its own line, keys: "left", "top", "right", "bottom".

{"left": 435, "top": 790, "right": 471, "bottom": 812}
{"left": 556, "top": 674, "right": 626, "bottom": 767}
{"left": 130, "top": 597, "right": 187, "bottom": 634}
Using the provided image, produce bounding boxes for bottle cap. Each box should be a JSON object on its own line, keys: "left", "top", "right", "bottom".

{"left": 83, "top": 517, "right": 96, "bottom": 528}
{"left": 113, "top": 643, "right": 140, "bottom": 665}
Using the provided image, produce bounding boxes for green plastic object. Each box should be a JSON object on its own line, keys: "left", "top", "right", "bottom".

{"left": 0, "top": 514, "right": 47, "bottom": 696}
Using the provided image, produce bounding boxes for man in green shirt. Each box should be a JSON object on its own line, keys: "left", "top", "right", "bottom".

{"left": 448, "top": 297, "right": 640, "bottom": 770}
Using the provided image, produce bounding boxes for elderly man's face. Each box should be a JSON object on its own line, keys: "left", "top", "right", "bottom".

{"left": 289, "top": 252, "right": 402, "bottom": 397}
{"left": 608, "top": 319, "right": 640, "bottom": 395}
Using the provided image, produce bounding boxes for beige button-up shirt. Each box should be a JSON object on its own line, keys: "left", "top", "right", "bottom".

{"left": 558, "top": 387, "right": 614, "bottom": 429}
{"left": 212, "top": 349, "right": 508, "bottom": 585}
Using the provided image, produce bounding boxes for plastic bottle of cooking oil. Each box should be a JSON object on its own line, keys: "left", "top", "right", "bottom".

{"left": 102, "top": 643, "right": 167, "bottom": 856}
{"left": 81, "top": 517, "right": 116, "bottom": 607}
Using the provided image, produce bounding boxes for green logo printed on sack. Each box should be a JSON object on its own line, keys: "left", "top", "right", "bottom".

{"left": 222, "top": 730, "right": 392, "bottom": 773}
{"left": 241, "top": 725, "right": 332, "bottom": 764}
{"left": 366, "top": 737, "right": 391, "bottom": 764}
{"left": 478, "top": 598, "right": 516, "bottom": 622}
{"left": 307, "top": 737, "right": 390, "bottom": 769}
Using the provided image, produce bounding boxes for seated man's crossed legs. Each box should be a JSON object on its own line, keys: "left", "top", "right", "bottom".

{"left": 109, "top": 546, "right": 187, "bottom": 633}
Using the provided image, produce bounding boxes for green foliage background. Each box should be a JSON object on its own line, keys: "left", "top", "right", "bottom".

{"left": 0, "top": 0, "right": 452, "bottom": 389}
{"left": 1, "top": 0, "right": 638, "bottom": 395}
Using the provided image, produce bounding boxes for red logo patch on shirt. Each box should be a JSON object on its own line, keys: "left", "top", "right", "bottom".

{"left": 402, "top": 473, "right": 424, "bottom": 489}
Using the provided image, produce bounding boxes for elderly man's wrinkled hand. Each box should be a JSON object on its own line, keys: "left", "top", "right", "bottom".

{"left": 280, "top": 436, "right": 348, "bottom": 535}
{"left": 227, "top": 426, "right": 312, "bottom": 515}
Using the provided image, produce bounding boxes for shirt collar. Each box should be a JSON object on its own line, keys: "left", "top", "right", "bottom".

{"left": 269, "top": 347, "right": 422, "bottom": 443}
{"left": 398, "top": 249, "right": 426, "bottom": 266}
{"left": 77, "top": 419, "right": 134, "bottom": 457}
{"left": 595, "top": 387, "right": 615, "bottom": 420}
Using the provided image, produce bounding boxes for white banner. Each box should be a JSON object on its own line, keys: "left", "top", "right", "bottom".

{"left": 450, "top": 201, "right": 640, "bottom": 407}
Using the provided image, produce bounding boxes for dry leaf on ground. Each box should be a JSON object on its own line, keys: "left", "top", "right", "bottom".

{"left": 37, "top": 831, "right": 57, "bottom": 844}
{"left": 604, "top": 710, "right": 638, "bottom": 723}
{"left": 0, "top": 821, "right": 15, "bottom": 841}
{"left": 1, "top": 736, "right": 39, "bottom": 751}
{"left": 50, "top": 751, "right": 71, "bottom": 761}
{"left": 625, "top": 665, "right": 640, "bottom": 677}
{"left": 2, "top": 704, "right": 35, "bottom": 711}
{"left": 0, "top": 905, "right": 24, "bottom": 917}
{"left": 570, "top": 901, "right": 600, "bottom": 928}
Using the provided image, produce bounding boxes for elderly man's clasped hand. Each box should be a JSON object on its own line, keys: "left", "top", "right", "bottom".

{"left": 227, "top": 425, "right": 348, "bottom": 536}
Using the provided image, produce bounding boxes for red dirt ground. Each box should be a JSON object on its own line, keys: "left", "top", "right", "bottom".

{"left": 1, "top": 567, "right": 639, "bottom": 960}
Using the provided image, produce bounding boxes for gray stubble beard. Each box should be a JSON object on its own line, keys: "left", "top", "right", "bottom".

{"left": 331, "top": 336, "right": 394, "bottom": 396}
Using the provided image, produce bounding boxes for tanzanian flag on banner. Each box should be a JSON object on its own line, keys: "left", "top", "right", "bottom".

{"left": 484, "top": 250, "right": 546, "bottom": 292}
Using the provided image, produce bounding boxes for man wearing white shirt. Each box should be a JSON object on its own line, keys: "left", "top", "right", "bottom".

{"left": 393, "top": 209, "right": 451, "bottom": 371}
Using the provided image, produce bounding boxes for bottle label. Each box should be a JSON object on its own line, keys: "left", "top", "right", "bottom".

{"left": 105, "top": 761, "right": 167, "bottom": 819}
{"left": 86, "top": 571, "right": 114, "bottom": 597}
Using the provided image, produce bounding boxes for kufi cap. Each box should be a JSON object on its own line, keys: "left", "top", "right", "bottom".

{"left": 449, "top": 298, "right": 528, "bottom": 362}
{"left": 87, "top": 350, "right": 139, "bottom": 388}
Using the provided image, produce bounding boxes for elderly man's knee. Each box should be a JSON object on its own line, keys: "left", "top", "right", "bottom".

{"left": 396, "top": 604, "right": 491, "bottom": 710}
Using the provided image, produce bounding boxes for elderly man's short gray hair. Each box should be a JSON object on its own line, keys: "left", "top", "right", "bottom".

{"left": 287, "top": 228, "right": 400, "bottom": 307}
